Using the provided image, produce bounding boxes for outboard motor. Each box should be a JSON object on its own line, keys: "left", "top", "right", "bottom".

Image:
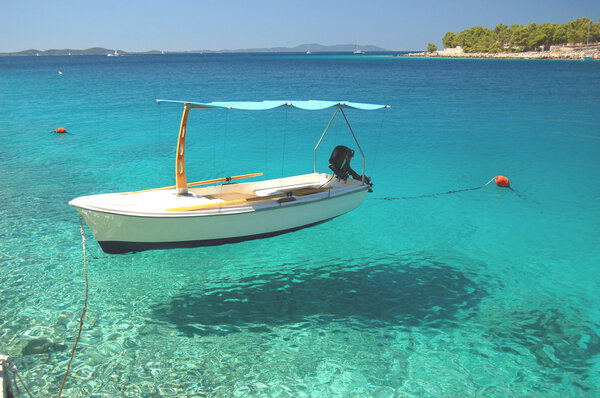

{"left": 329, "top": 145, "right": 373, "bottom": 191}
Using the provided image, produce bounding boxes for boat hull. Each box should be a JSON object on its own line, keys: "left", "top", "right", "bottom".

{"left": 74, "top": 188, "right": 367, "bottom": 254}
{"left": 97, "top": 218, "right": 332, "bottom": 254}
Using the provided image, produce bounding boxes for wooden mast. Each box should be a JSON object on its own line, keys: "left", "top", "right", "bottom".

{"left": 175, "top": 103, "right": 191, "bottom": 195}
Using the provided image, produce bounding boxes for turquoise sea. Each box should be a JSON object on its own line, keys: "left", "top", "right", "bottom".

{"left": 1, "top": 53, "right": 599, "bottom": 397}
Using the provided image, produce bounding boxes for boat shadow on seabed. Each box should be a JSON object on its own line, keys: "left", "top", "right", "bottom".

{"left": 148, "top": 257, "right": 489, "bottom": 337}
{"left": 148, "top": 256, "right": 600, "bottom": 384}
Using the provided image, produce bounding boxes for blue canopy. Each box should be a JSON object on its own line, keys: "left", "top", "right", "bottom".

{"left": 156, "top": 99, "right": 390, "bottom": 110}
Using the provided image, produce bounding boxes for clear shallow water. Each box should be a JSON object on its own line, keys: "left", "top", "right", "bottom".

{"left": 1, "top": 54, "right": 599, "bottom": 397}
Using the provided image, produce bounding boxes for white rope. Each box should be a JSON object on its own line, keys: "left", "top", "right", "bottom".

{"left": 483, "top": 177, "right": 496, "bottom": 186}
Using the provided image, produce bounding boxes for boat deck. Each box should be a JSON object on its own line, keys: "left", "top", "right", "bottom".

{"left": 69, "top": 173, "right": 367, "bottom": 217}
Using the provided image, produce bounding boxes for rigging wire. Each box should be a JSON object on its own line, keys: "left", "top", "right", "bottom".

{"left": 157, "top": 101, "right": 163, "bottom": 188}
{"left": 221, "top": 110, "right": 229, "bottom": 178}
{"left": 372, "top": 108, "right": 388, "bottom": 171}
{"left": 264, "top": 111, "right": 270, "bottom": 179}
{"left": 212, "top": 110, "right": 217, "bottom": 177}
{"left": 280, "top": 106, "right": 289, "bottom": 188}
{"left": 218, "top": 110, "right": 230, "bottom": 199}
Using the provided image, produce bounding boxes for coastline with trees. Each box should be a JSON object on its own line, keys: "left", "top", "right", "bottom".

{"left": 403, "top": 17, "right": 599, "bottom": 60}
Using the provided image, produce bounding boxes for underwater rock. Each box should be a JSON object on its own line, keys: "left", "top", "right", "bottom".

{"left": 21, "top": 337, "right": 67, "bottom": 355}
{"left": 487, "top": 307, "right": 600, "bottom": 377}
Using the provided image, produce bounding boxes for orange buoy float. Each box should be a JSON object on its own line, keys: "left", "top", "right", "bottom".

{"left": 55, "top": 127, "right": 68, "bottom": 134}
{"left": 495, "top": 175, "right": 510, "bottom": 188}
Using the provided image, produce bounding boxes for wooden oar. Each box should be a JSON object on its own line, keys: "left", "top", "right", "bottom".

{"left": 119, "top": 173, "right": 263, "bottom": 195}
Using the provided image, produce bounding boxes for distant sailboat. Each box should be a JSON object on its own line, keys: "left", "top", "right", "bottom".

{"left": 353, "top": 43, "right": 365, "bottom": 55}
{"left": 107, "top": 49, "right": 119, "bottom": 57}
{"left": 582, "top": 21, "right": 594, "bottom": 61}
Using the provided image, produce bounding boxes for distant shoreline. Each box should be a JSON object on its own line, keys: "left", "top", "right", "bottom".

{"left": 0, "top": 51, "right": 400, "bottom": 57}
{"left": 0, "top": 44, "right": 389, "bottom": 57}
{"left": 398, "top": 44, "right": 599, "bottom": 60}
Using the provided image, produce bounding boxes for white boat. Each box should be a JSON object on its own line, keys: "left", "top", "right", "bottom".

{"left": 107, "top": 49, "right": 119, "bottom": 56}
{"left": 353, "top": 43, "right": 365, "bottom": 54}
{"left": 582, "top": 54, "right": 593, "bottom": 61}
{"left": 69, "top": 100, "right": 390, "bottom": 253}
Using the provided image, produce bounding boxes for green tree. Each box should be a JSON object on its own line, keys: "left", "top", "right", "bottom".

{"left": 494, "top": 24, "right": 510, "bottom": 49}
{"left": 540, "top": 23, "right": 559, "bottom": 46}
{"left": 524, "top": 23, "right": 547, "bottom": 50}
{"left": 553, "top": 24, "right": 568, "bottom": 44}
{"left": 440, "top": 17, "right": 597, "bottom": 53}
{"left": 509, "top": 24, "right": 528, "bottom": 50}
{"left": 427, "top": 43, "right": 438, "bottom": 52}
{"left": 455, "top": 26, "right": 496, "bottom": 52}
{"left": 590, "top": 21, "right": 600, "bottom": 43}
{"left": 564, "top": 17, "right": 591, "bottom": 44}
{"left": 442, "top": 32, "right": 456, "bottom": 48}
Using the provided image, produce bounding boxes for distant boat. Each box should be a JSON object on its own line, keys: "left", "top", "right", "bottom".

{"left": 582, "top": 21, "right": 594, "bottom": 61}
{"left": 107, "top": 49, "right": 119, "bottom": 57}
{"left": 353, "top": 44, "right": 365, "bottom": 55}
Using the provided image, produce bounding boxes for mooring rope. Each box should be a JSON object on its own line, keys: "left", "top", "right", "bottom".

{"left": 375, "top": 177, "right": 505, "bottom": 200}
{"left": 57, "top": 219, "right": 89, "bottom": 398}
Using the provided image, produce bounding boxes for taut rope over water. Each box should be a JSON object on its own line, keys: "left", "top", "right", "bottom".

{"left": 57, "top": 219, "right": 90, "bottom": 398}
{"left": 376, "top": 176, "right": 511, "bottom": 200}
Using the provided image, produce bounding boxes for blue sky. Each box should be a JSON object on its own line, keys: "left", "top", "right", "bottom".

{"left": 1, "top": 0, "right": 598, "bottom": 52}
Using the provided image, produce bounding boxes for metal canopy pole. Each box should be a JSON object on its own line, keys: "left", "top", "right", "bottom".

{"left": 339, "top": 106, "right": 367, "bottom": 179}
{"left": 313, "top": 107, "right": 340, "bottom": 173}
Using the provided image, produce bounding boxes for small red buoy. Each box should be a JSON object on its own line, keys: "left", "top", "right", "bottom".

{"left": 495, "top": 175, "right": 510, "bottom": 188}
{"left": 55, "top": 127, "right": 68, "bottom": 134}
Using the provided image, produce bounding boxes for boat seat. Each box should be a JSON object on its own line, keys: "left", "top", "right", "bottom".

{"left": 285, "top": 186, "right": 331, "bottom": 196}
{"left": 214, "top": 188, "right": 329, "bottom": 203}
{"left": 204, "top": 192, "right": 255, "bottom": 201}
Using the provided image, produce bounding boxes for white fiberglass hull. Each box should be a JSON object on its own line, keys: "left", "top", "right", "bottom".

{"left": 69, "top": 173, "right": 369, "bottom": 254}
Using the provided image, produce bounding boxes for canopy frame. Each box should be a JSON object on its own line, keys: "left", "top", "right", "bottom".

{"left": 157, "top": 100, "right": 390, "bottom": 196}
{"left": 312, "top": 106, "right": 369, "bottom": 181}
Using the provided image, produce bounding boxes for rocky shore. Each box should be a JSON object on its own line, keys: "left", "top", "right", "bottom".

{"left": 401, "top": 44, "right": 599, "bottom": 60}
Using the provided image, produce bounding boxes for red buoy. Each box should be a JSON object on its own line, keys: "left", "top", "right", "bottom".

{"left": 55, "top": 127, "right": 68, "bottom": 134}
{"left": 495, "top": 175, "right": 510, "bottom": 188}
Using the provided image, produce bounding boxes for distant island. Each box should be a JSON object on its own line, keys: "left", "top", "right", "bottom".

{"left": 0, "top": 44, "right": 388, "bottom": 57}
{"left": 402, "top": 17, "right": 599, "bottom": 60}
